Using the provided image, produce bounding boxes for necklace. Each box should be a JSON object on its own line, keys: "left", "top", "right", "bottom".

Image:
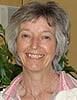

{"left": 17, "top": 72, "right": 59, "bottom": 100}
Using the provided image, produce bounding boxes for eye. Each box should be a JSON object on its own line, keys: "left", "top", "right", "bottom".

{"left": 42, "top": 35, "right": 51, "bottom": 40}
{"left": 22, "top": 34, "right": 29, "bottom": 38}
{"left": 21, "top": 32, "right": 31, "bottom": 39}
{"left": 19, "top": 30, "right": 32, "bottom": 40}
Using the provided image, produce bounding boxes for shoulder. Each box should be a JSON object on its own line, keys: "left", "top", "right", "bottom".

{"left": 59, "top": 71, "right": 77, "bottom": 90}
{"left": 66, "top": 73, "right": 77, "bottom": 86}
{"left": 0, "top": 92, "right": 15, "bottom": 100}
{"left": 0, "top": 73, "right": 22, "bottom": 100}
{"left": 55, "top": 88, "right": 77, "bottom": 100}
{"left": 62, "top": 71, "right": 77, "bottom": 87}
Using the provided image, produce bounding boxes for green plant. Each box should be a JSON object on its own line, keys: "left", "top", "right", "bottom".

{"left": 0, "top": 24, "right": 77, "bottom": 90}
{"left": 59, "top": 53, "right": 77, "bottom": 79}
{"left": 0, "top": 24, "right": 22, "bottom": 90}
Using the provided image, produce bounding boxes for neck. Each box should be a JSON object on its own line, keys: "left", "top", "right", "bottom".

{"left": 21, "top": 66, "right": 58, "bottom": 97}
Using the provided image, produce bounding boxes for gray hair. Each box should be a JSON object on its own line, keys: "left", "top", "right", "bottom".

{"left": 5, "top": 1, "right": 70, "bottom": 71}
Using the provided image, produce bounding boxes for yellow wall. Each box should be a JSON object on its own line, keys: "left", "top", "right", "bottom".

{"left": 0, "top": 0, "right": 21, "bottom": 6}
{"left": 52, "top": 0, "right": 77, "bottom": 70}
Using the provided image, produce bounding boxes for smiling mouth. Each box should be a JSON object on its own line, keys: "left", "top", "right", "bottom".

{"left": 26, "top": 53, "right": 45, "bottom": 59}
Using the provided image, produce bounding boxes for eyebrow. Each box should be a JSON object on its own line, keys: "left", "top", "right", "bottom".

{"left": 19, "top": 28, "right": 30, "bottom": 33}
{"left": 41, "top": 31, "right": 54, "bottom": 34}
{"left": 19, "top": 28, "right": 54, "bottom": 35}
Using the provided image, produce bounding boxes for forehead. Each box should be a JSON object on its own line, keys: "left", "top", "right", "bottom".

{"left": 20, "top": 17, "right": 55, "bottom": 33}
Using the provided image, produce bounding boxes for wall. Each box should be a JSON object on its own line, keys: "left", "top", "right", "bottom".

{"left": 0, "top": 0, "right": 21, "bottom": 6}
{"left": 52, "top": 0, "right": 77, "bottom": 70}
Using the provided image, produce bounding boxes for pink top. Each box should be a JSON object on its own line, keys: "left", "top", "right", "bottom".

{"left": 1, "top": 71, "right": 77, "bottom": 100}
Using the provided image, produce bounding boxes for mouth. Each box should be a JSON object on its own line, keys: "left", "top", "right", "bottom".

{"left": 26, "top": 53, "right": 45, "bottom": 59}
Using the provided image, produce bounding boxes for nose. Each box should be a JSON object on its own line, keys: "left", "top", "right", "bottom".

{"left": 31, "top": 37, "right": 39, "bottom": 50}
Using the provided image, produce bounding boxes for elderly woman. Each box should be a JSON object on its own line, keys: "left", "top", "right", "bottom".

{"left": 0, "top": 1, "right": 77, "bottom": 100}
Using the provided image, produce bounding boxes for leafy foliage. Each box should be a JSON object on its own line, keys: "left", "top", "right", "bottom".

{"left": 59, "top": 53, "right": 77, "bottom": 79}
{"left": 0, "top": 24, "right": 22, "bottom": 90}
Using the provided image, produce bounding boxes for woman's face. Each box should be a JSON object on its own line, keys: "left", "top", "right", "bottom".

{"left": 16, "top": 17, "right": 56, "bottom": 71}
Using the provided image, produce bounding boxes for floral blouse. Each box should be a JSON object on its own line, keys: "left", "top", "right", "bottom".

{"left": 0, "top": 71, "right": 77, "bottom": 100}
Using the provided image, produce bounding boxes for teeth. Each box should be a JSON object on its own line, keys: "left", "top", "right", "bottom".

{"left": 26, "top": 53, "right": 44, "bottom": 59}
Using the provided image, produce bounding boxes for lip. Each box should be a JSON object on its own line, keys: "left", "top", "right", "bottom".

{"left": 25, "top": 53, "right": 45, "bottom": 59}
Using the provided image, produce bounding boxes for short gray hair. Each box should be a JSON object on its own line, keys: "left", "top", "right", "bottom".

{"left": 5, "top": 1, "right": 70, "bottom": 71}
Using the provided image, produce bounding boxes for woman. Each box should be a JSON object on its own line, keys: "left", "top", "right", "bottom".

{"left": 0, "top": 1, "right": 77, "bottom": 100}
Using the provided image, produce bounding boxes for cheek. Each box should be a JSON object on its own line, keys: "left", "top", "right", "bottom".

{"left": 16, "top": 38, "right": 27, "bottom": 51}
{"left": 16, "top": 41, "right": 23, "bottom": 51}
{"left": 43, "top": 41, "right": 56, "bottom": 55}
{"left": 16, "top": 41, "right": 26, "bottom": 63}
{"left": 16, "top": 36, "right": 31, "bottom": 52}
{"left": 46, "top": 42, "right": 56, "bottom": 64}
{"left": 16, "top": 42, "right": 25, "bottom": 56}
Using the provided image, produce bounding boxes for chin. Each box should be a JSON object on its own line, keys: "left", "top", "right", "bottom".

{"left": 23, "top": 63, "right": 47, "bottom": 72}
